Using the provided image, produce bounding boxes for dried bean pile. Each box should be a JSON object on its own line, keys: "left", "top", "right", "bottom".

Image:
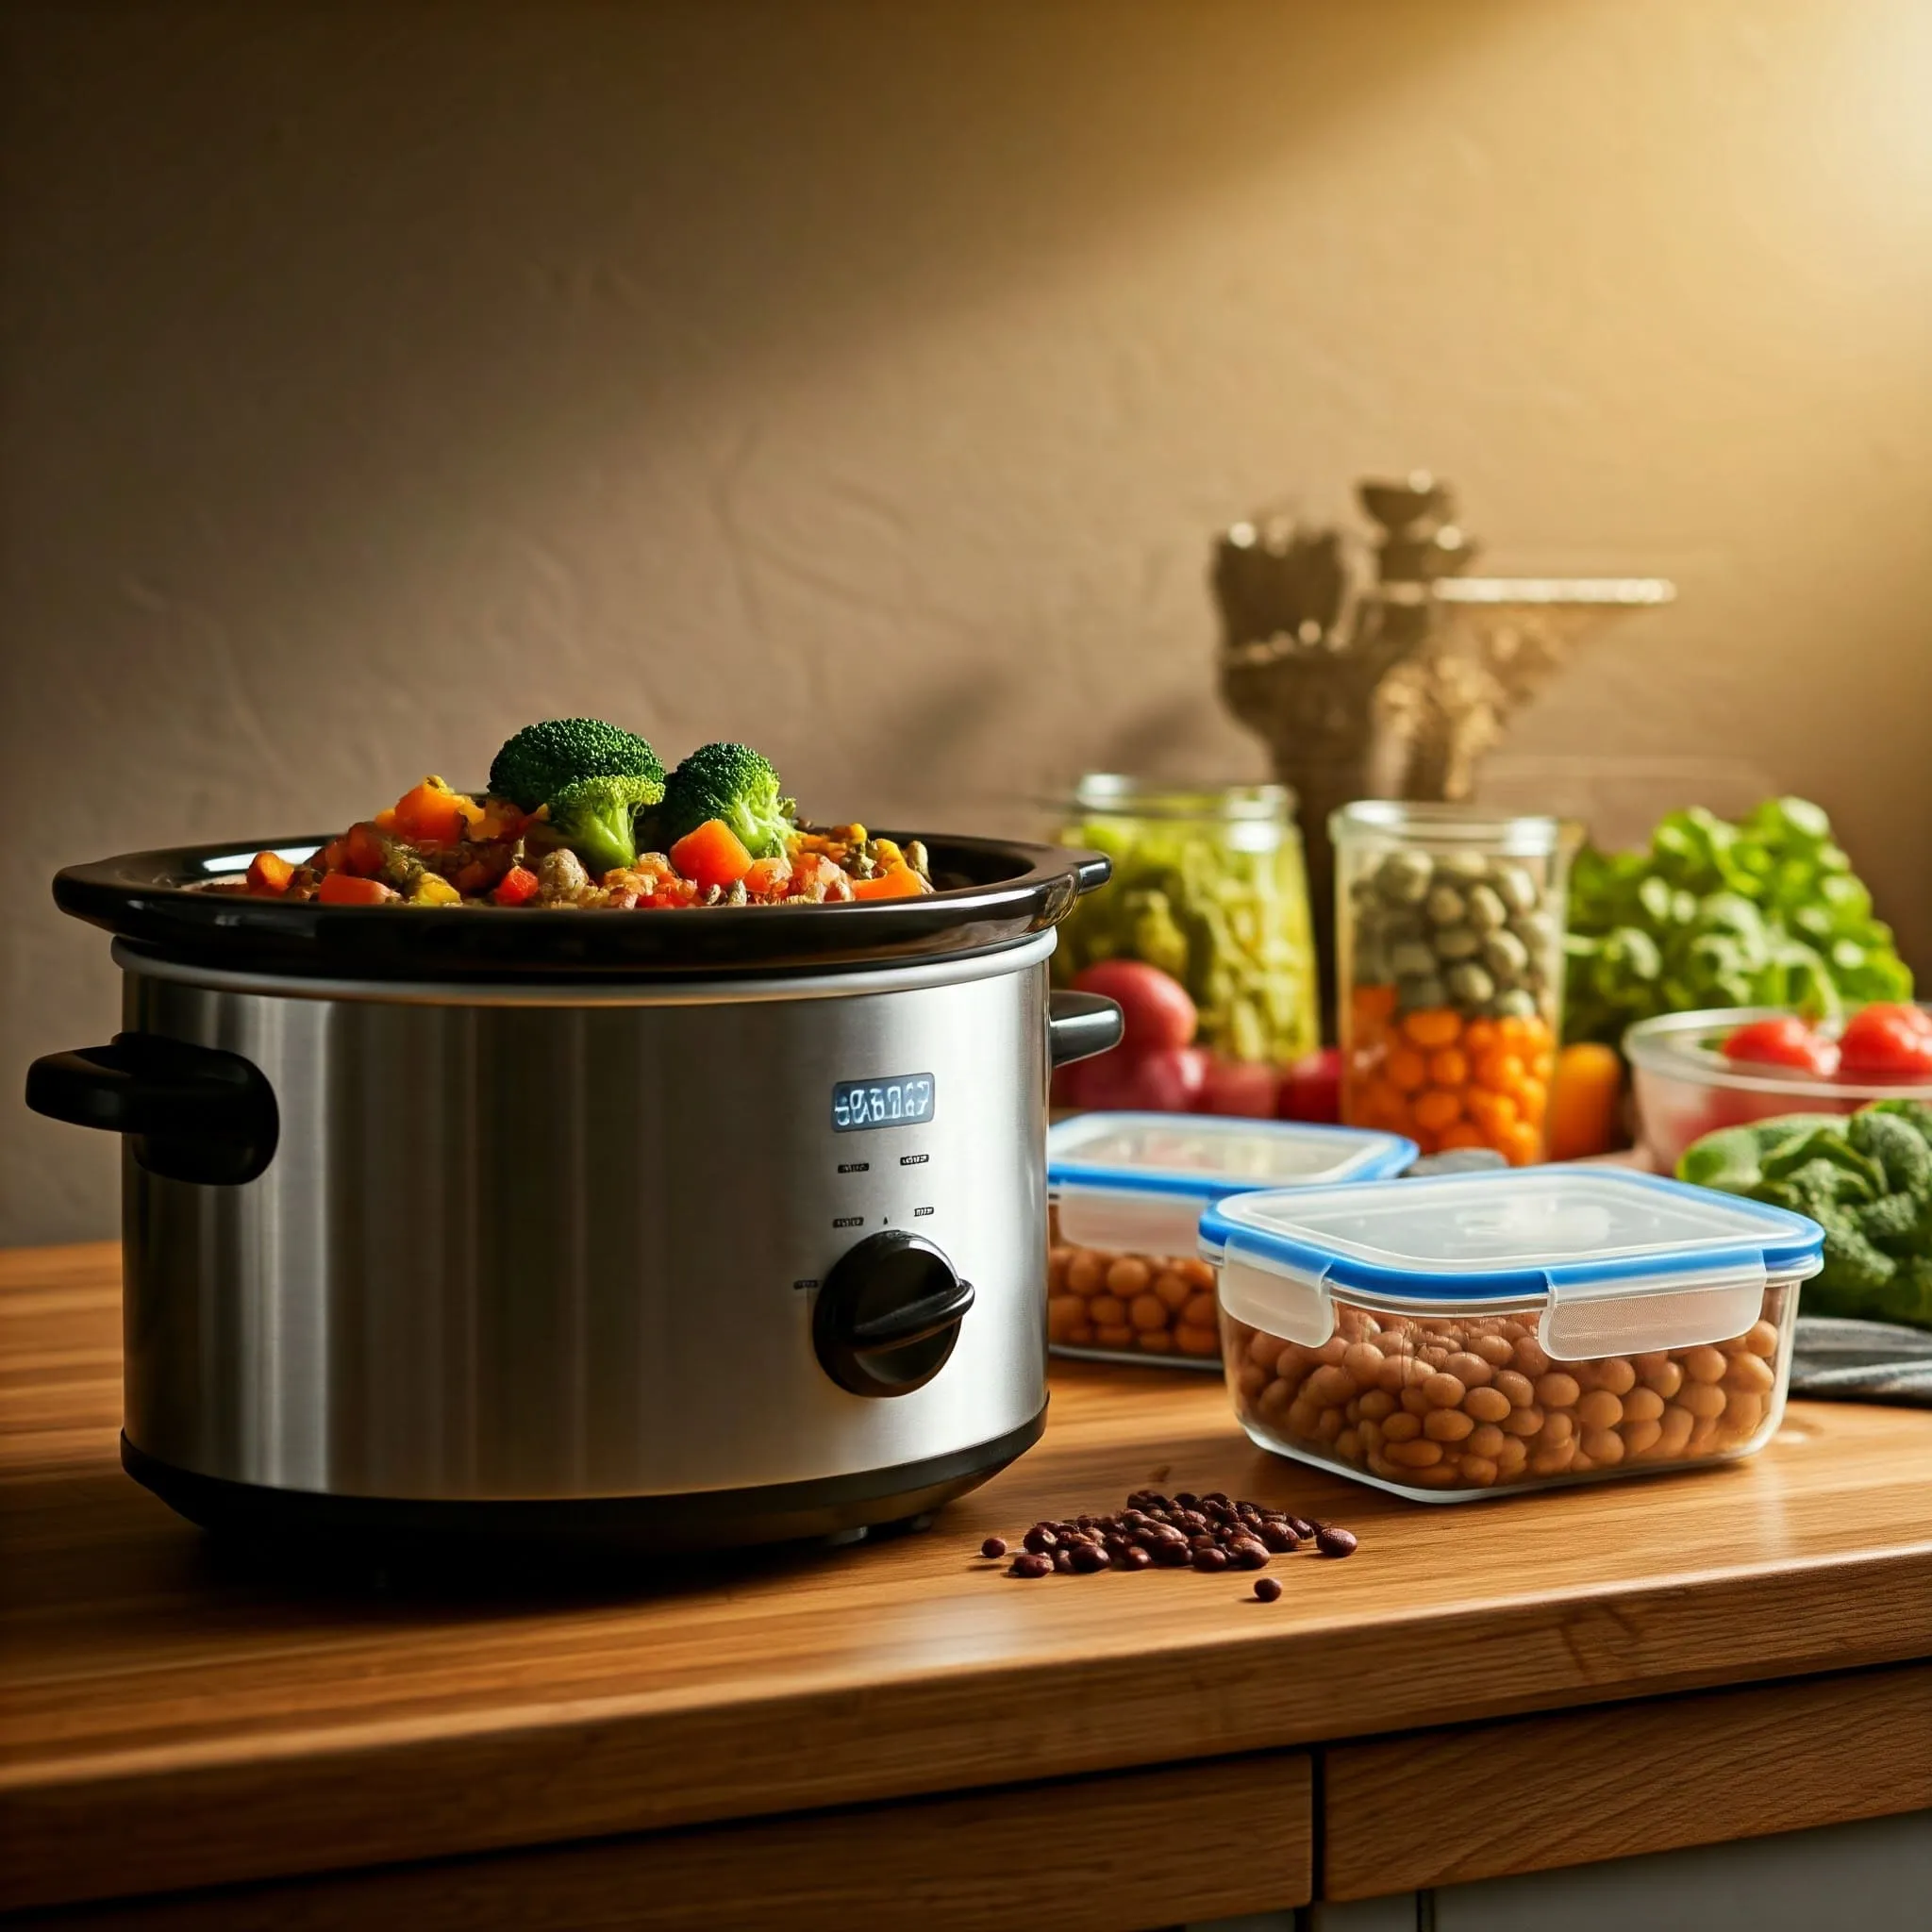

{"left": 986, "top": 1490, "right": 1357, "bottom": 1592}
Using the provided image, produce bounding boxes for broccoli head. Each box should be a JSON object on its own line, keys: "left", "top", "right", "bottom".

{"left": 1854, "top": 1189, "right": 1923, "bottom": 1251}
{"left": 489, "top": 718, "right": 665, "bottom": 811}
{"left": 1849, "top": 1107, "right": 1932, "bottom": 1198}
{"left": 1874, "top": 1256, "right": 1932, "bottom": 1326}
{"left": 658, "top": 741, "right": 795, "bottom": 858}
{"left": 544, "top": 774, "right": 662, "bottom": 878}
{"left": 1809, "top": 1220, "right": 1898, "bottom": 1313}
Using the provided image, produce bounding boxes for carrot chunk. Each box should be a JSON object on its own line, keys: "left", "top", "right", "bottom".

{"left": 670, "top": 818, "right": 755, "bottom": 892}
{"left": 851, "top": 862, "right": 928, "bottom": 901}
{"left": 392, "top": 778, "right": 469, "bottom": 847}
{"left": 246, "top": 851, "right": 295, "bottom": 896}
{"left": 316, "top": 872, "right": 396, "bottom": 906}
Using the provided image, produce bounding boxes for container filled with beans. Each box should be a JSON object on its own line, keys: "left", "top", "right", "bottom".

{"left": 1047, "top": 1112, "right": 1416, "bottom": 1366}
{"left": 1332, "top": 802, "right": 1574, "bottom": 1164}
{"left": 1199, "top": 1166, "right": 1823, "bottom": 1498}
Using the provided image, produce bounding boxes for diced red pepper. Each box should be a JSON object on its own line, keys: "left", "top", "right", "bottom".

{"left": 343, "top": 823, "right": 389, "bottom": 877}
{"left": 491, "top": 864, "right": 541, "bottom": 908}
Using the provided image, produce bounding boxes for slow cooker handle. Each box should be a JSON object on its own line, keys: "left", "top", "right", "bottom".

{"left": 25, "top": 1033, "right": 279, "bottom": 1185}
{"left": 1070, "top": 851, "right": 1113, "bottom": 897}
{"left": 1047, "top": 991, "right": 1124, "bottom": 1067}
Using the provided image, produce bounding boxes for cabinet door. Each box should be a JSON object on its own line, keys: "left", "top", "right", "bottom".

{"left": 1431, "top": 1810, "right": 1932, "bottom": 1932}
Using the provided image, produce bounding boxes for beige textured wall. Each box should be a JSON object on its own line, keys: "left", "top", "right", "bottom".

{"left": 4, "top": 0, "right": 1930, "bottom": 1245}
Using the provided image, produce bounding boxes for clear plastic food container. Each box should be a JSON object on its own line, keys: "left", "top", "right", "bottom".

{"left": 1626, "top": 1005, "right": 1932, "bottom": 1173}
{"left": 1201, "top": 1167, "right": 1822, "bottom": 1497}
{"left": 1047, "top": 1112, "right": 1417, "bottom": 1366}
{"left": 1332, "top": 802, "right": 1574, "bottom": 1164}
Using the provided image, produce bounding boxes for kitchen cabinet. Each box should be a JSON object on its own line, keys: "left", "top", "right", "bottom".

{"left": 1309, "top": 1809, "right": 1932, "bottom": 1932}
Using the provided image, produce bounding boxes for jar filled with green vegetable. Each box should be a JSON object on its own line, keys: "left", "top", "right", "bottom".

{"left": 1052, "top": 777, "right": 1320, "bottom": 1116}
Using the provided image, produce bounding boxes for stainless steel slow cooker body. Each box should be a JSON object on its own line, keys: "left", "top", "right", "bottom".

{"left": 30, "top": 834, "right": 1119, "bottom": 1547}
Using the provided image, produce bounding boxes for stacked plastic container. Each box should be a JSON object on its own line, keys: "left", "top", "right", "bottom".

{"left": 1046, "top": 1113, "right": 1416, "bottom": 1366}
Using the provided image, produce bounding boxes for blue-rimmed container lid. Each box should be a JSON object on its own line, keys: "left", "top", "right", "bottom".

{"left": 1048, "top": 1112, "right": 1416, "bottom": 1257}
{"left": 1199, "top": 1167, "right": 1824, "bottom": 1360}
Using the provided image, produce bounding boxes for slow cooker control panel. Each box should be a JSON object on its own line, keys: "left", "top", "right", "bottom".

{"left": 812, "top": 1232, "right": 974, "bottom": 1397}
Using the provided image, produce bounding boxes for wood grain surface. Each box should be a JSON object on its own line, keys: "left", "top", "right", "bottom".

{"left": 6, "top": 1243, "right": 1932, "bottom": 1913}
{"left": 1322, "top": 1661, "right": 1932, "bottom": 1898}
{"left": 4, "top": 1752, "right": 1313, "bottom": 1931}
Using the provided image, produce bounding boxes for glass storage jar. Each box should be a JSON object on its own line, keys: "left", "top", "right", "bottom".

{"left": 1333, "top": 801, "right": 1574, "bottom": 1164}
{"left": 1201, "top": 1166, "right": 1822, "bottom": 1501}
{"left": 1054, "top": 777, "right": 1319, "bottom": 1116}
{"left": 1047, "top": 1111, "right": 1415, "bottom": 1366}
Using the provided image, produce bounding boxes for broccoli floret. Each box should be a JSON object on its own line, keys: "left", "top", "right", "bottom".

{"left": 1849, "top": 1108, "right": 1932, "bottom": 1198}
{"left": 1866, "top": 1097, "right": 1932, "bottom": 1149}
{"left": 1759, "top": 1131, "right": 1882, "bottom": 1201}
{"left": 1854, "top": 1189, "right": 1923, "bottom": 1251}
{"left": 1874, "top": 1256, "right": 1932, "bottom": 1327}
{"left": 543, "top": 774, "right": 661, "bottom": 877}
{"left": 1813, "top": 1217, "right": 1898, "bottom": 1302}
{"left": 1773, "top": 1153, "right": 1878, "bottom": 1211}
{"left": 658, "top": 741, "right": 795, "bottom": 858}
{"left": 489, "top": 718, "right": 664, "bottom": 811}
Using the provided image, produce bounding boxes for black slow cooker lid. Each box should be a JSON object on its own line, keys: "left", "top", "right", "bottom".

{"left": 53, "top": 833, "right": 1110, "bottom": 980}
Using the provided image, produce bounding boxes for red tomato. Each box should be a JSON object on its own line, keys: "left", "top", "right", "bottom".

{"left": 1721, "top": 1015, "right": 1837, "bottom": 1077}
{"left": 1200, "top": 1057, "right": 1279, "bottom": 1118}
{"left": 1278, "top": 1048, "right": 1342, "bottom": 1124}
{"left": 1838, "top": 1003, "right": 1932, "bottom": 1080}
{"left": 1123, "top": 1044, "right": 1211, "bottom": 1113}
{"left": 1069, "top": 960, "right": 1198, "bottom": 1054}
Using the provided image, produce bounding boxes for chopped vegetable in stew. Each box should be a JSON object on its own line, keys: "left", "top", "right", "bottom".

{"left": 205, "top": 721, "right": 934, "bottom": 908}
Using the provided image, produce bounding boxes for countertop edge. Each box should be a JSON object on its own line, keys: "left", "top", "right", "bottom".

{"left": 6, "top": 1541, "right": 1932, "bottom": 1913}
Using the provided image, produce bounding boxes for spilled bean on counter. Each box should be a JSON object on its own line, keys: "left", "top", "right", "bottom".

{"left": 979, "top": 1489, "right": 1357, "bottom": 1595}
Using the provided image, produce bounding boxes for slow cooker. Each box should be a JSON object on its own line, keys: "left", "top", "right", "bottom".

{"left": 27, "top": 832, "right": 1121, "bottom": 1548}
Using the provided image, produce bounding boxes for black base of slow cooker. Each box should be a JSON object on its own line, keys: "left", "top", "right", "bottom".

{"left": 122, "top": 1407, "right": 1045, "bottom": 1557}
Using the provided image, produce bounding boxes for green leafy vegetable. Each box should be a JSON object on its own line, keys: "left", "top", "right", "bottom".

{"left": 1676, "top": 1097, "right": 1932, "bottom": 1329}
{"left": 1565, "top": 798, "right": 1911, "bottom": 1048}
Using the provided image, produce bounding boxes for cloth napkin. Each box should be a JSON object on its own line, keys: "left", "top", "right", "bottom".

{"left": 1789, "top": 1317, "right": 1932, "bottom": 1408}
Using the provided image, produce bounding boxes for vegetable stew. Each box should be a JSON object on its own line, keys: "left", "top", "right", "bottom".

{"left": 205, "top": 720, "right": 935, "bottom": 910}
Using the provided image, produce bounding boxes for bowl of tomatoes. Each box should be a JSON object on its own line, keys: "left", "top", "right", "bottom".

{"left": 1625, "top": 1001, "right": 1932, "bottom": 1172}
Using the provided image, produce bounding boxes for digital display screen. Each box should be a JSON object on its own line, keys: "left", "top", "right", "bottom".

{"left": 832, "top": 1073, "right": 936, "bottom": 1132}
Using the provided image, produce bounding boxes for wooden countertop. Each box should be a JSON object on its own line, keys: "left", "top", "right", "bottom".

{"left": 6, "top": 1241, "right": 1932, "bottom": 1916}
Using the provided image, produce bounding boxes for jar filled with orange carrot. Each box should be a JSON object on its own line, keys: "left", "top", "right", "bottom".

{"left": 1331, "top": 804, "right": 1574, "bottom": 1165}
